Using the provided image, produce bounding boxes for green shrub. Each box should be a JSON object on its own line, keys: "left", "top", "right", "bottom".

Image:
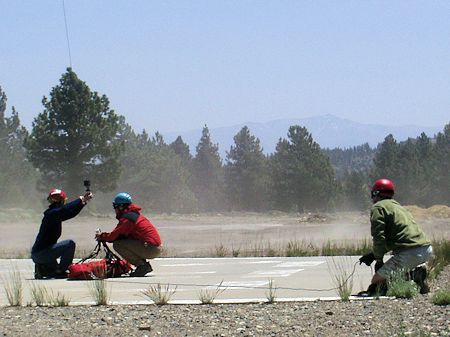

{"left": 431, "top": 289, "right": 450, "bottom": 306}
{"left": 387, "top": 271, "right": 419, "bottom": 299}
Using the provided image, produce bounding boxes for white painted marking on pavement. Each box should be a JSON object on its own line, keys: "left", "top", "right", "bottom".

{"left": 238, "top": 261, "right": 280, "bottom": 264}
{"left": 218, "top": 280, "right": 269, "bottom": 289}
{"left": 244, "top": 269, "right": 304, "bottom": 278}
{"left": 159, "top": 263, "right": 213, "bottom": 267}
{"left": 275, "top": 261, "right": 325, "bottom": 268}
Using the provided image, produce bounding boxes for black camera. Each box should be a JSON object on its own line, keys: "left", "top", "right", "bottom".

{"left": 83, "top": 180, "right": 91, "bottom": 192}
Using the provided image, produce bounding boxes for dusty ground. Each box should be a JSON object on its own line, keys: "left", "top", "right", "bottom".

{"left": 1, "top": 207, "right": 449, "bottom": 258}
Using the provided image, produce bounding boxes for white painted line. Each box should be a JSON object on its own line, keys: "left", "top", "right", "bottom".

{"left": 218, "top": 280, "right": 269, "bottom": 289}
{"left": 275, "top": 261, "right": 326, "bottom": 268}
{"left": 140, "top": 271, "right": 217, "bottom": 277}
{"left": 137, "top": 288, "right": 195, "bottom": 293}
{"left": 154, "top": 257, "right": 288, "bottom": 261}
{"left": 238, "top": 261, "right": 280, "bottom": 264}
{"left": 159, "top": 263, "right": 213, "bottom": 267}
{"left": 244, "top": 269, "right": 304, "bottom": 278}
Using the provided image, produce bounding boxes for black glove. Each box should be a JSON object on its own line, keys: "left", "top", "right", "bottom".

{"left": 359, "top": 252, "right": 375, "bottom": 266}
{"left": 374, "top": 260, "right": 384, "bottom": 272}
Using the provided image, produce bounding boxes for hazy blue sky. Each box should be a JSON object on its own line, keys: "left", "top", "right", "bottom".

{"left": 1, "top": 1, "right": 449, "bottom": 134}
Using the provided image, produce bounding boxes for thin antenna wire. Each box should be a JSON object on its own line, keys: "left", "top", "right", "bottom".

{"left": 62, "top": 0, "right": 73, "bottom": 68}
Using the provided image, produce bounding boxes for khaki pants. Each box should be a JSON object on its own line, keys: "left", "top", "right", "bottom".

{"left": 377, "top": 245, "right": 433, "bottom": 278}
{"left": 113, "top": 239, "right": 161, "bottom": 266}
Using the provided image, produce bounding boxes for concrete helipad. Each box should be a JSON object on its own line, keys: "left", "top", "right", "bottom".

{"left": 0, "top": 256, "right": 373, "bottom": 305}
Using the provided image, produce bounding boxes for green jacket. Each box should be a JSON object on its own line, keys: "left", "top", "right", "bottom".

{"left": 370, "top": 198, "right": 430, "bottom": 259}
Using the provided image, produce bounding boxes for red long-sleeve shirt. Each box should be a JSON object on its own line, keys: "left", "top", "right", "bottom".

{"left": 100, "top": 204, "right": 161, "bottom": 246}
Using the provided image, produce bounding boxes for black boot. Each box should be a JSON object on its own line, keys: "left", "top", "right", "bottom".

{"left": 410, "top": 266, "right": 429, "bottom": 294}
{"left": 129, "top": 262, "right": 153, "bottom": 277}
{"left": 53, "top": 268, "right": 69, "bottom": 279}
{"left": 34, "top": 264, "right": 53, "bottom": 279}
{"left": 357, "top": 282, "right": 388, "bottom": 297}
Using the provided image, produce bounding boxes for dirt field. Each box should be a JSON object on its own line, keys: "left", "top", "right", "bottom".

{"left": 1, "top": 206, "right": 449, "bottom": 258}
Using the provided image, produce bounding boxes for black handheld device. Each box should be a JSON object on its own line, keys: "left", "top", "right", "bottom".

{"left": 84, "top": 180, "right": 91, "bottom": 192}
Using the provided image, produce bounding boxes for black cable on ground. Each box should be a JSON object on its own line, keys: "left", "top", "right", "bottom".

{"left": 101, "top": 261, "right": 362, "bottom": 293}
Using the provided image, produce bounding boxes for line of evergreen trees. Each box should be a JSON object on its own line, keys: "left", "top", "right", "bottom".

{"left": 1, "top": 69, "right": 448, "bottom": 212}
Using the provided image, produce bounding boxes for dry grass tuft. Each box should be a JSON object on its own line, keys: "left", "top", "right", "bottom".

{"left": 265, "top": 279, "right": 277, "bottom": 303}
{"left": 88, "top": 279, "right": 110, "bottom": 305}
{"left": 141, "top": 283, "right": 177, "bottom": 305}
{"left": 327, "top": 256, "right": 354, "bottom": 301}
{"left": 3, "top": 268, "right": 23, "bottom": 306}
{"left": 198, "top": 281, "right": 226, "bottom": 304}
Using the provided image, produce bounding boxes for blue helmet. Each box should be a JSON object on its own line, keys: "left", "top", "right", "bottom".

{"left": 112, "top": 192, "right": 133, "bottom": 207}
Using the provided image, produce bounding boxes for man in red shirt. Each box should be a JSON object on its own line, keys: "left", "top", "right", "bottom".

{"left": 96, "top": 192, "right": 162, "bottom": 277}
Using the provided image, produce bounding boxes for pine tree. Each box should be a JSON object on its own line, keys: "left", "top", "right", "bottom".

{"left": 371, "top": 134, "right": 399, "bottom": 183}
{"left": 170, "top": 136, "right": 192, "bottom": 163}
{"left": 340, "top": 170, "right": 370, "bottom": 210}
{"left": 225, "top": 126, "right": 268, "bottom": 211}
{"left": 24, "top": 68, "right": 124, "bottom": 196}
{"left": 120, "top": 129, "right": 197, "bottom": 213}
{"left": 414, "top": 133, "right": 434, "bottom": 205}
{"left": 269, "top": 125, "right": 336, "bottom": 211}
{"left": 191, "top": 125, "right": 224, "bottom": 212}
{"left": 394, "top": 138, "right": 418, "bottom": 203}
{"left": 433, "top": 123, "right": 450, "bottom": 205}
{"left": 323, "top": 143, "right": 375, "bottom": 178}
{"left": 0, "top": 86, "right": 38, "bottom": 206}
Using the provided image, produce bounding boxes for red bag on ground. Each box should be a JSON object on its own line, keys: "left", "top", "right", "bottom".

{"left": 68, "top": 242, "right": 132, "bottom": 280}
{"left": 68, "top": 260, "right": 107, "bottom": 280}
{"left": 107, "top": 258, "right": 133, "bottom": 278}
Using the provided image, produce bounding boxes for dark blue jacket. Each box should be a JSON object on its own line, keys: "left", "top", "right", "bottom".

{"left": 31, "top": 198, "right": 85, "bottom": 254}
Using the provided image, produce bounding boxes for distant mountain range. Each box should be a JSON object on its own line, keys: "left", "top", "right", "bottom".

{"left": 162, "top": 114, "right": 443, "bottom": 158}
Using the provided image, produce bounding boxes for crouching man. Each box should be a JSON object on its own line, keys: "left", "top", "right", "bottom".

{"left": 32, "top": 188, "right": 93, "bottom": 279}
{"left": 359, "top": 178, "right": 433, "bottom": 296}
{"left": 96, "top": 192, "right": 162, "bottom": 277}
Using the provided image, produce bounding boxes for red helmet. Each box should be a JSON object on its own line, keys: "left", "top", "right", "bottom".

{"left": 371, "top": 179, "right": 395, "bottom": 198}
{"left": 47, "top": 188, "right": 67, "bottom": 203}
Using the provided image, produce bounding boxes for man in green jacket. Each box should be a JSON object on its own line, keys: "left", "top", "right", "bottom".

{"left": 358, "top": 178, "right": 433, "bottom": 296}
